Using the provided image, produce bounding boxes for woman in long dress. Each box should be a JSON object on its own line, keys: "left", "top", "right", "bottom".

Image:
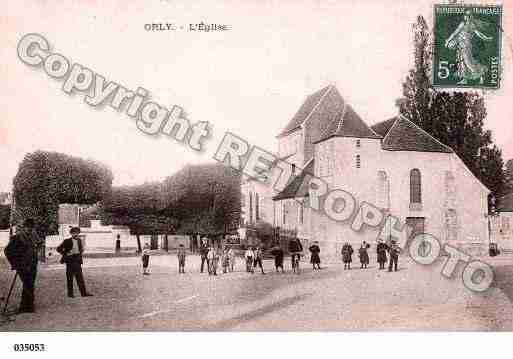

{"left": 341, "top": 243, "right": 353, "bottom": 270}
{"left": 358, "top": 242, "right": 370, "bottom": 269}
{"left": 445, "top": 10, "right": 493, "bottom": 84}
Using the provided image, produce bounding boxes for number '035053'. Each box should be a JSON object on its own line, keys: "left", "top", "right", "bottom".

{"left": 13, "top": 344, "right": 46, "bottom": 351}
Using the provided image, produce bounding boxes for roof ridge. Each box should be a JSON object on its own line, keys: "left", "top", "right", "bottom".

{"left": 398, "top": 114, "right": 453, "bottom": 152}
{"left": 335, "top": 101, "right": 347, "bottom": 134}
{"left": 303, "top": 85, "right": 333, "bottom": 128}
{"left": 381, "top": 116, "right": 400, "bottom": 145}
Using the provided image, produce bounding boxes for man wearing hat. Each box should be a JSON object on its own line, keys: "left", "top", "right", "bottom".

{"left": 387, "top": 239, "right": 401, "bottom": 272}
{"left": 57, "top": 227, "right": 93, "bottom": 298}
{"left": 4, "top": 218, "right": 43, "bottom": 313}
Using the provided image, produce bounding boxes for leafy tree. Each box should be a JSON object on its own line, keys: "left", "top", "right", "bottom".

{"left": 504, "top": 159, "right": 513, "bottom": 195}
{"left": 12, "top": 151, "right": 113, "bottom": 236}
{"left": 100, "top": 182, "right": 176, "bottom": 252}
{"left": 162, "top": 163, "right": 241, "bottom": 235}
{"left": 398, "top": 15, "right": 506, "bottom": 203}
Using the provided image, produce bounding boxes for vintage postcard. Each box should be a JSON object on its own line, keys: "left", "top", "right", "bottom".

{"left": 1, "top": 0, "right": 513, "bottom": 357}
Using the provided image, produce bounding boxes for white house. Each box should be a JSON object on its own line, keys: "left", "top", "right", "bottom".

{"left": 241, "top": 85, "right": 490, "bottom": 257}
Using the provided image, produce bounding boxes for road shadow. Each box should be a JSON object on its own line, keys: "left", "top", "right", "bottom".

{"left": 205, "top": 293, "right": 312, "bottom": 331}
{"left": 490, "top": 265, "right": 513, "bottom": 306}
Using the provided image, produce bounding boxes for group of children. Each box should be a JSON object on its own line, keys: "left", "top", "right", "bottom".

{"left": 341, "top": 240, "right": 401, "bottom": 271}
{"left": 140, "top": 240, "right": 324, "bottom": 276}
{"left": 141, "top": 242, "right": 188, "bottom": 275}
{"left": 206, "top": 246, "right": 236, "bottom": 275}
{"left": 142, "top": 238, "right": 403, "bottom": 276}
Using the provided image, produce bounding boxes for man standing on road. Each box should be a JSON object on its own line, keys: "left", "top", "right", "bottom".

{"left": 387, "top": 240, "right": 400, "bottom": 272}
{"left": 57, "top": 227, "right": 93, "bottom": 298}
{"left": 4, "top": 218, "right": 43, "bottom": 313}
{"left": 288, "top": 238, "right": 303, "bottom": 273}
{"left": 199, "top": 238, "right": 209, "bottom": 273}
{"left": 253, "top": 246, "right": 266, "bottom": 275}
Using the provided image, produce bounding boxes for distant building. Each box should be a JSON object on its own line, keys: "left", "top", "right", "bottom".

{"left": 241, "top": 85, "right": 490, "bottom": 256}
{"left": 490, "top": 193, "right": 513, "bottom": 251}
{"left": 0, "top": 192, "right": 12, "bottom": 205}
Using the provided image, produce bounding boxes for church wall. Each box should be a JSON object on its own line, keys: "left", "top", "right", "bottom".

{"left": 309, "top": 138, "right": 489, "bottom": 258}
{"left": 278, "top": 130, "right": 304, "bottom": 166}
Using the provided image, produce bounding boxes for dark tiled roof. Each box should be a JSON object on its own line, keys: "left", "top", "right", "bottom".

{"left": 498, "top": 193, "right": 513, "bottom": 212}
{"left": 277, "top": 86, "right": 331, "bottom": 137}
{"left": 273, "top": 160, "right": 314, "bottom": 201}
{"left": 371, "top": 117, "right": 396, "bottom": 137}
{"left": 316, "top": 104, "right": 382, "bottom": 143}
{"left": 375, "top": 116, "right": 453, "bottom": 153}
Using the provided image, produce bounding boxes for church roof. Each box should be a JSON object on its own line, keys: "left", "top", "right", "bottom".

{"left": 277, "top": 86, "right": 332, "bottom": 138}
{"left": 273, "top": 159, "right": 314, "bottom": 201}
{"left": 315, "top": 104, "right": 382, "bottom": 143}
{"left": 277, "top": 85, "right": 381, "bottom": 141}
{"left": 371, "top": 116, "right": 453, "bottom": 153}
{"left": 497, "top": 193, "right": 513, "bottom": 212}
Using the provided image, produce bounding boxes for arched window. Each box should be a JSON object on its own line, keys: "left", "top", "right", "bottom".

{"left": 410, "top": 169, "right": 422, "bottom": 204}
{"left": 356, "top": 155, "right": 361, "bottom": 169}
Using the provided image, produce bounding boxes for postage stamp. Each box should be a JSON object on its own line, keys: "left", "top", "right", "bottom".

{"left": 433, "top": 4, "right": 503, "bottom": 89}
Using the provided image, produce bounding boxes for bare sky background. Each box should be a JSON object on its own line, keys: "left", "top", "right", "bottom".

{"left": 1, "top": 0, "right": 512, "bottom": 193}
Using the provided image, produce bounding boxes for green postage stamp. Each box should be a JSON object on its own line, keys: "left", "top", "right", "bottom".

{"left": 433, "top": 4, "right": 502, "bottom": 89}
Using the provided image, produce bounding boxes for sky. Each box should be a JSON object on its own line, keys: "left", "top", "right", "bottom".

{"left": 1, "top": 0, "right": 512, "bottom": 193}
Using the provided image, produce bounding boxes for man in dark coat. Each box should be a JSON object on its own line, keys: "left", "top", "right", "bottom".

{"left": 308, "top": 241, "right": 321, "bottom": 270}
{"left": 376, "top": 240, "right": 388, "bottom": 270}
{"left": 4, "top": 218, "right": 42, "bottom": 313}
{"left": 387, "top": 240, "right": 401, "bottom": 272}
{"left": 56, "top": 227, "right": 93, "bottom": 298}
{"left": 199, "top": 238, "right": 209, "bottom": 273}
{"left": 288, "top": 238, "right": 303, "bottom": 273}
{"left": 270, "top": 244, "right": 284, "bottom": 273}
{"left": 358, "top": 241, "right": 370, "bottom": 269}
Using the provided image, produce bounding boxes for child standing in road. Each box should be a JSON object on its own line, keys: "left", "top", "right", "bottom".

{"left": 222, "top": 248, "right": 231, "bottom": 273}
{"left": 227, "top": 247, "right": 236, "bottom": 272}
{"left": 177, "top": 244, "right": 186, "bottom": 274}
{"left": 244, "top": 247, "right": 254, "bottom": 273}
{"left": 253, "top": 246, "right": 266, "bottom": 275}
{"left": 142, "top": 243, "right": 151, "bottom": 275}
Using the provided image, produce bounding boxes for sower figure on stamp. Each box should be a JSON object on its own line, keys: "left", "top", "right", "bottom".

{"left": 4, "top": 218, "right": 43, "bottom": 313}
{"left": 57, "top": 227, "right": 93, "bottom": 298}
{"left": 376, "top": 240, "right": 388, "bottom": 270}
{"left": 309, "top": 241, "right": 321, "bottom": 270}
{"left": 341, "top": 242, "right": 353, "bottom": 270}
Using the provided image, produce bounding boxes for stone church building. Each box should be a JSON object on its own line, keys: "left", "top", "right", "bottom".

{"left": 240, "top": 85, "right": 490, "bottom": 257}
